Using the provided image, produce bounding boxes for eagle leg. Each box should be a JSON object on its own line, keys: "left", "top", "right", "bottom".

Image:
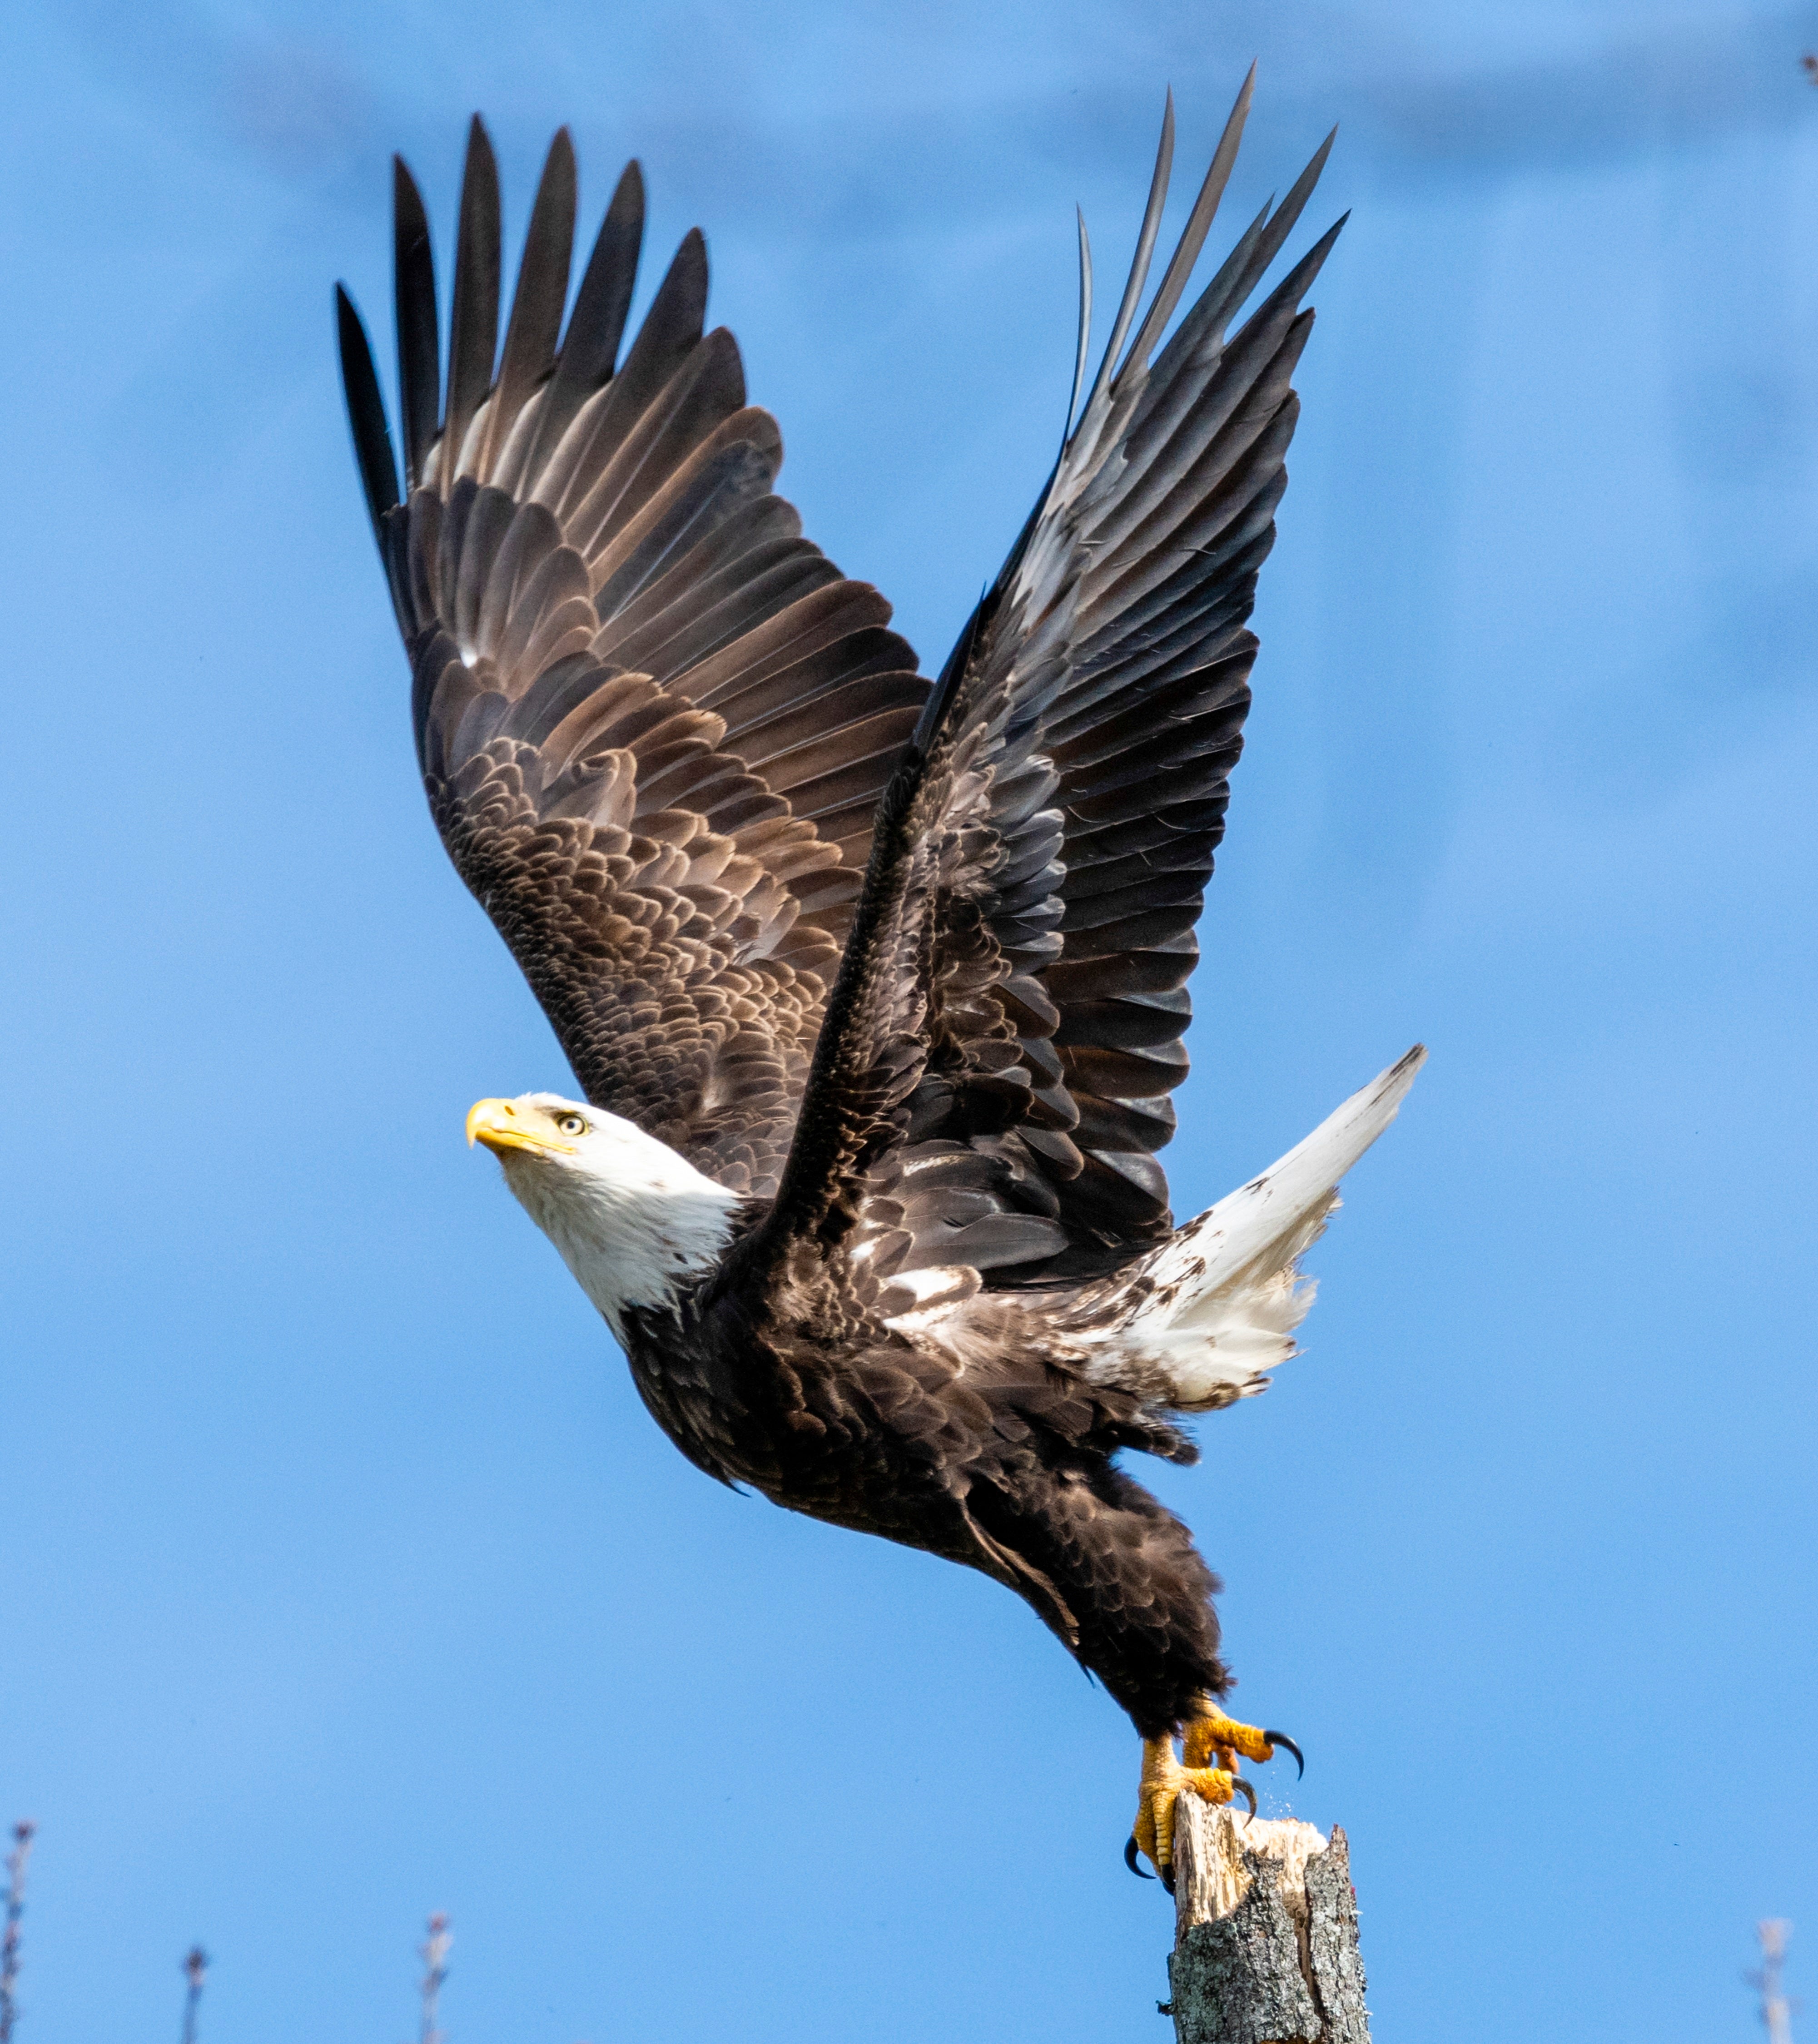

{"left": 1128, "top": 1705, "right": 1301, "bottom": 1888}
{"left": 1129, "top": 1737, "right": 1251, "bottom": 1893}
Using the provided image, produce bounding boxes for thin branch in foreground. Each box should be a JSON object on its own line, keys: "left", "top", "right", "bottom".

{"left": 0, "top": 1822, "right": 37, "bottom": 2044}
{"left": 1749, "top": 1920, "right": 1797, "bottom": 2044}
{"left": 417, "top": 1914, "right": 452, "bottom": 2044}
{"left": 178, "top": 1946, "right": 208, "bottom": 2044}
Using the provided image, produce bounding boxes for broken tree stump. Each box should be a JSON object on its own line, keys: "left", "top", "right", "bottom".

{"left": 1165, "top": 1801, "right": 1371, "bottom": 2044}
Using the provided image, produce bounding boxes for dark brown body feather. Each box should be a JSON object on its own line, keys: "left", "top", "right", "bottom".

{"left": 621, "top": 1260, "right": 1228, "bottom": 1735}
{"left": 337, "top": 80, "right": 1339, "bottom": 1735}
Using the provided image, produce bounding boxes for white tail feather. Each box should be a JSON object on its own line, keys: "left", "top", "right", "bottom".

{"left": 1081, "top": 1046, "right": 1426, "bottom": 1410}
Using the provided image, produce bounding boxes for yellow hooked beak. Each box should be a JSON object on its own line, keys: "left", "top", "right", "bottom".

{"left": 465, "top": 1097, "right": 578, "bottom": 1158}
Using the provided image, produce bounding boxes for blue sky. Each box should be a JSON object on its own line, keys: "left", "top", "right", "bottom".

{"left": 3, "top": 2, "right": 1816, "bottom": 2039}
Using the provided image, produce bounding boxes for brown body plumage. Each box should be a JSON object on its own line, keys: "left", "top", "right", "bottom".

{"left": 337, "top": 80, "right": 1416, "bottom": 1768}
{"left": 623, "top": 1244, "right": 1227, "bottom": 1736}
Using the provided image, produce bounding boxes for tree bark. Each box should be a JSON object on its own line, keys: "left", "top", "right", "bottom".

{"left": 1164, "top": 1802, "right": 1370, "bottom": 2044}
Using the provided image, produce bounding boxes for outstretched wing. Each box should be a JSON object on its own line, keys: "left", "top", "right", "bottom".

{"left": 738, "top": 74, "right": 1340, "bottom": 1302}
{"left": 337, "top": 122, "right": 928, "bottom": 1195}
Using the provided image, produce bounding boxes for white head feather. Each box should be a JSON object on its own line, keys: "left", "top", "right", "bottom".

{"left": 466, "top": 1092, "right": 741, "bottom": 1342}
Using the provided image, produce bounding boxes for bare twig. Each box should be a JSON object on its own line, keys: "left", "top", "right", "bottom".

{"left": 0, "top": 1822, "right": 37, "bottom": 2044}
{"left": 1748, "top": 1920, "right": 1797, "bottom": 2044}
{"left": 178, "top": 1946, "right": 208, "bottom": 2044}
{"left": 417, "top": 1914, "right": 452, "bottom": 2044}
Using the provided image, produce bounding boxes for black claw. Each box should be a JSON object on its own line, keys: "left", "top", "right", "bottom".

{"left": 1231, "top": 1776, "right": 1258, "bottom": 1822}
{"left": 1263, "top": 1729, "right": 1305, "bottom": 1778}
{"left": 1125, "top": 1834, "right": 1156, "bottom": 1880}
{"left": 1161, "top": 1864, "right": 1176, "bottom": 1895}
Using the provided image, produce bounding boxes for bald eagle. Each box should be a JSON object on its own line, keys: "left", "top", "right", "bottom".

{"left": 335, "top": 74, "right": 1421, "bottom": 1890}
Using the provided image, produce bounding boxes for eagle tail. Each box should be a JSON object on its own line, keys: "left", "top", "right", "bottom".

{"left": 1093, "top": 1047, "right": 1426, "bottom": 1413}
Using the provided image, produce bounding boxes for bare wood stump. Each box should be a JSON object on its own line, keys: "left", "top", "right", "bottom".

{"left": 1165, "top": 1801, "right": 1370, "bottom": 2044}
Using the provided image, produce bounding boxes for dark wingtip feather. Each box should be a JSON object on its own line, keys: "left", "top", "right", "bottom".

{"left": 1242, "top": 129, "right": 1339, "bottom": 287}
{"left": 629, "top": 226, "right": 710, "bottom": 363}
{"left": 392, "top": 154, "right": 439, "bottom": 491}
{"left": 1226, "top": 211, "right": 1346, "bottom": 364}
{"left": 1119, "top": 65, "right": 1257, "bottom": 382}
{"left": 520, "top": 154, "right": 648, "bottom": 486}
{"left": 335, "top": 283, "right": 401, "bottom": 544}
{"left": 1063, "top": 205, "right": 1093, "bottom": 447}
{"left": 1141, "top": 131, "right": 1342, "bottom": 405}
{"left": 440, "top": 115, "right": 503, "bottom": 490}
{"left": 568, "top": 156, "right": 646, "bottom": 374}
{"left": 1303, "top": 211, "right": 1349, "bottom": 274}
{"left": 1082, "top": 89, "right": 1176, "bottom": 417}
{"left": 478, "top": 124, "right": 579, "bottom": 482}
{"left": 538, "top": 129, "right": 579, "bottom": 243}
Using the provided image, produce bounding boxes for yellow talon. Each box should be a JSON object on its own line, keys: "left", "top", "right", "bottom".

{"left": 1183, "top": 1707, "right": 1278, "bottom": 1770}
{"left": 1132, "top": 1734, "right": 1243, "bottom": 1885}
{"left": 1129, "top": 1702, "right": 1301, "bottom": 1884}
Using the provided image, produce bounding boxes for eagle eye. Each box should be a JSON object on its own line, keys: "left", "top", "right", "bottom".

{"left": 555, "top": 1113, "right": 588, "bottom": 1137}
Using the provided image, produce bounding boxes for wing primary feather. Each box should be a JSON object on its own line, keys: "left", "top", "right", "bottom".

{"left": 392, "top": 157, "right": 439, "bottom": 492}
{"left": 440, "top": 115, "right": 502, "bottom": 493}
{"left": 1118, "top": 62, "right": 1254, "bottom": 385}
{"left": 522, "top": 158, "right": 646, "bottom": 485}
{"left": 1141, "top": 136, "right": 1336, "bottom": 408}
{"left": 1222, "top": 128, "right": 1337, "bottom": 312}
{"left": 476, "top": 127, "right": 577, "bottom": 483}
{"left": 560, "top": 158, "right": 645, "bottom": 381}
{"left": 1241, "top": 212, "right": 1347, "bottom": 337}
{"left": 1063, "top": 206, "right": 1093, "bottom": 447}
{"left": 1082, "top": 89, "right": 1175, "bottom": 417}
{"left": 584, "top": 226, "right": 708, "bottom": 422}
{"left": 334, "top": 284, "right": 401, "bottom": 542}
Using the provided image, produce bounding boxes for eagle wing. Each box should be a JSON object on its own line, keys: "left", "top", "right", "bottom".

{"left": 337, "top": 122, "right": 928, "bottom": 1196}
{"left": 741, "top": 76, "right": 1341, "bottom": 1304}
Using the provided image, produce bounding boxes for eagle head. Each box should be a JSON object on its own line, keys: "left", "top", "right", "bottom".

{"left": 465, "top": 1092, "right": 740, "bottom": 1340}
